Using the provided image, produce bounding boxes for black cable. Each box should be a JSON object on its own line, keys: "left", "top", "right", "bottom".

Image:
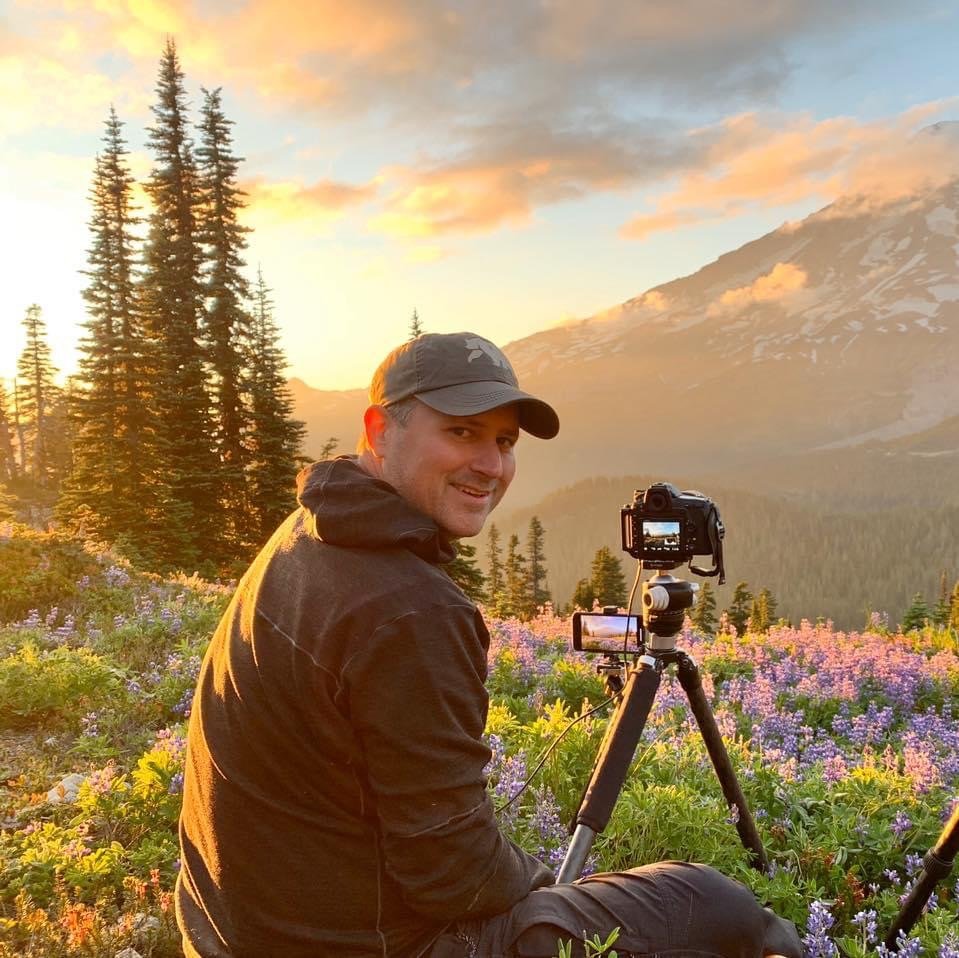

{"left": 493, "top": 691, "right": 620, "bottom": 815}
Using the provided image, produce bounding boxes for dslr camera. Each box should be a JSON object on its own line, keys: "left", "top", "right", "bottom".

{"left": 621, "top": 482, "right": 725, "bottom": 579}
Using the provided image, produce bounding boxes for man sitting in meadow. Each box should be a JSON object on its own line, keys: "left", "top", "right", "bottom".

{"left": 175, "top": 332, "right": 801, "bottom": 958}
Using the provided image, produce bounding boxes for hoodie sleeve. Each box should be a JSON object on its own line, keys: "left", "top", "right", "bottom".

{"left": 342, "top": 601, "right": 554, "bottom": 920}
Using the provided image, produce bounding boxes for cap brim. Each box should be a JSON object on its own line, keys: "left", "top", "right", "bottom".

{"left": 414, "top": 380, "right": 559, "bottom": 439}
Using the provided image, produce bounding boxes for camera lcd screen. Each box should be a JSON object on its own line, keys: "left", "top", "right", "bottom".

{"left": 572, "top": 613, "right": 640, "bottom": 652}
{"left": 642, "top": 519, "right": 681, "bottom": 554}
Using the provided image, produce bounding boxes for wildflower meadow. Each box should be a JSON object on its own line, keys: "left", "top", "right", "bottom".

{"left": 1, "top": 524, "right": 957, "bottom": 957}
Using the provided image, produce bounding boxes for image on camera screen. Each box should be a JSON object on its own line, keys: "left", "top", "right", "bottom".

{"left": 642, "top": 519, "right": 681, "bottom": 553}
{"left": 581, "top": 614, "right": 640, "bottom": 641}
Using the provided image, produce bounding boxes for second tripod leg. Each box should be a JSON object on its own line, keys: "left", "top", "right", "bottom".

{"left": 676, "top": 653, "right": 769, "bottom": 872}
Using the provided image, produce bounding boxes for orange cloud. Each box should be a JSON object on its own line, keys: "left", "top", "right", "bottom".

{"left": 241, "top": 176, "right": 378, "bottom": 227}
{"left": 621, "top": 102, "right": 959, "bottom": 240}
{"left": 706, "top": 262, "right": 807, "bottom": 317}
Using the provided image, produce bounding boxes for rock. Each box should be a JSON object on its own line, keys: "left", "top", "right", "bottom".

{"left": 46, "top": 772, "right": 87, "bottom": 804}
{"left": 115, "top": 949, "right": 142, "bottom": 958}
{"left": 131, "top": 913, "right": 162, "bottom": 941}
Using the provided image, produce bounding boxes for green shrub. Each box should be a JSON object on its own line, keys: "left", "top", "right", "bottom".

{"left": 0, "top": 645, "right": 122, "bottom": 729}
{"left": 0, "top": 531, "right": 99, "bottom": 625}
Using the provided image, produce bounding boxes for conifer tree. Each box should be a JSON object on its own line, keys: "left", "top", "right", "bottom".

{"left": 932, "top": 570, "right": 951, "bottom": 626}
{"left": 409, "top": 308, "right": 423, "bottom": 340}
{"left": 725, "top": 581, "right": 753, "bottom": 636}
{"left": 901, "top": 593, "right": 931, "bottom": 633}
{"left": 140, "top": 39, "right": 219, "bottom": 567}
{"left": 503, "top": 533, "right": 530, "bottom": 618}
{"left": 691, "top": 580, "right": 717, "bottom": 635}
{"left": 0, "top": 382, "right": 17, "bottom": 483}
{"left": 486, "top": 523, "right": 504, "bottom": 611}
{"left": 59, "top": 108, "right": 150, "bottom": 547}
{"left": 16, "top": 305, "right": 60, "bottom": 487}
{"left": 446, "top": 541, "right": 485, "bottom": 602}
{"left": 196, "top": 86, "right": 252, "bottom": 547}
{"left": 244, "top": 268, "right": 305, "bottom": 549}
{"left": 749, "top": 589, "right": 772, "bottom": 633}
{"left": 590, "top": 546, "right": 626, "bottom": 608}
{"left": 525, "top": 515, "right": 550, "bottom": 611}
{"left": 949, "top": 581, "right": 959, "bottom": 632}
{"left": 570, "top": 577, "right": 596, "bottom": 612}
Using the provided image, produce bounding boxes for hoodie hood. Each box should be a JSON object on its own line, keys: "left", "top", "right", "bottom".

{"left": 296, "top": 457, "right": 457, "bottom": 564}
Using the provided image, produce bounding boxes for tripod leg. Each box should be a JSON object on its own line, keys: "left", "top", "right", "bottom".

{"left": 676, "top": 653, "right": 769, "bottom": 872}
{"left": 884, "top": 802, "right": 959, "bottom": 948}
{"left": 557, "top": 658, "right": 662, "bottom": 883}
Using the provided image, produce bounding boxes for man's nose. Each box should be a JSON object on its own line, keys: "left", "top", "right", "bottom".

{"left": 471, "top": 440, "right": 504, "bottom": 478}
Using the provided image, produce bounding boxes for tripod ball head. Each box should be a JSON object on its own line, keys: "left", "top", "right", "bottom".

{"left": 642, "top": 574, "right": 699, "bottom": 643}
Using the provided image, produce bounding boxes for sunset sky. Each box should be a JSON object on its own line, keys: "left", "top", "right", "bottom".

{"left": 2, "top": 0, "right": 958, "bottom": 391}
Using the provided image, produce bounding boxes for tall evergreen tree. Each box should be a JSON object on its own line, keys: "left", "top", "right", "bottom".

{"left": 16, "top": 304, "right": 60, "bottom": 487}
{"left": 409, "top": 308, "right": 424, "bottom": 340}
{"left": 485, "top": 523, "right": 504, "bottom": 612}
{"left": 0, "top": 382, "right": 17, "bottom": 483}
{"left": 749, "top": 588, "right": 775, "bottom": 633}
{"left": 196, "top": 86, "right": 252, "bottom": 548}
{"left": 949, "top": 581, "right": 959, "bottom": 632}
{"left": 525, "top": 515, "right": 550, "bottom": 611}
{"left": 932, "top": 570, "right": 951, "bottom": 626}
{"left": 725, "top": 581, "right": 753, "bottom": 636}
{"left": 140, "top": 38, "right": 219, "bottom": 568}
{"left": 503, "top": 533, "right": 530, "bottom": 618}
{"left": 901, "top": 593, "right": 931, "bottom": 633}
{"left": 446, "top": 541, "right": 485, "bottom": 602}
{"left": 691, "top": 581, "right": 717, "bottom": 635}
{"left": 590, "top": 546, "right": 626, "bottom": 608}
{"left": 59, "top": 108, "right": 150, "bottom": 548}
{"left": 244, "top": 268, "right": 305, "bottom": 549}
{"left": 570, "top": 577, "right": 596, "bottom": 612}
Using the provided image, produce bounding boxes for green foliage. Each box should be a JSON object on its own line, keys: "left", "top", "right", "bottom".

{"left": 691, "top": 580, "right": 718, "bottom": 634}
{"left": 901, "top": 592, "right": 932, "bottom": 632}
{"left": 447, "top": 540, "right": 486, "bottom": 602}
{"left": 0, "top": 531, "right": 99, "bottom": 624}
{"left": 485, "top": 523, "right": 504, "bottom": 613}
{"left": 590, "top": 546, "right": 626, "bottom": 609}
{"left": 16, "top": 305, "right": 61, "bottom": 488}
{"left": 409, "top": 307, "right": 424, "bottom": 339}
{"left": 526, "top": 516, "right": 551, "bottom": 611}
{"left": 749, "top": 587, "right": 777, "bottom": 633}
{"left": 725, "top": 580, "right": 752, "bottom": 635}
{"left": 0, "top": 645, "right": 121, "bottom": 729}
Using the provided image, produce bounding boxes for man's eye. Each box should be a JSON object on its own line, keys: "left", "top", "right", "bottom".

{"left": 450, "top": 427, "right": 472, "bottom": 438}
{"left": 498, "top": 436, "right": 516, "bottom": 450}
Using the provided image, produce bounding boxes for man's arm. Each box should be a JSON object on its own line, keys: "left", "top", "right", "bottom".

{"left": 343, "top": 602, "right": 554, "bottom": 920}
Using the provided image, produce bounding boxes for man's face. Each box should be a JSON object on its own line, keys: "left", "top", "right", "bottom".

{"left": 378, "top": 401, "right": 519, "bottom": 539}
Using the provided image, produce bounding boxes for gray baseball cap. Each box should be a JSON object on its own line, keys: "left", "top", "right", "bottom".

{"left": 370, "top": 332, "right": 559, "bottom": 439}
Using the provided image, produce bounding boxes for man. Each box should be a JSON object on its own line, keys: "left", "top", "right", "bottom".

{"left": 176, "top": 332, "right": 801, "bottom": 958}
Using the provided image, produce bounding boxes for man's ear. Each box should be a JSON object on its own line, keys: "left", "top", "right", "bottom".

{"left": 363, "top": 405, "right": 391, "bottom": 459}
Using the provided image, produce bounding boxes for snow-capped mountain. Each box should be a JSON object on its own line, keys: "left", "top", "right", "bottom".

{"left": 293, "top": 145, "right": 959, "bottom": 508}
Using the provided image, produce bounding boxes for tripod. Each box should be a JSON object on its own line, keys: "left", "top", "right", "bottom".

{"left": 884, "top": 801, "right": 959, "bottom": 948}
{"left": 557, "top": 572, "right": 768, "bottom": 884}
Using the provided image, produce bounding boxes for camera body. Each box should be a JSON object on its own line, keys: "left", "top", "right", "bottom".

{"left": 621, "top": 482, "right": 724, "bottom": 573}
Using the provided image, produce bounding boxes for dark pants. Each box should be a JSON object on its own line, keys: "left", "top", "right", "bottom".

{"left": 429, "top": 863, "right": 802, "bottom": 958}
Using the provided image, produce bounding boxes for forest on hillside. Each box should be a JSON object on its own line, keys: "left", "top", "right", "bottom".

{"left": 490, "top": 474, "right": 958, "bottom": 630}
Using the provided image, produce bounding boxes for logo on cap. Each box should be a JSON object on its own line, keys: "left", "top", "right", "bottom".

{"left": 464, "top": 336, "right": 510, "bottom": 369}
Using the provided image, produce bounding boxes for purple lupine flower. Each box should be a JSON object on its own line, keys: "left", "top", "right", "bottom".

{"left": 939, "top": 936, "right": 959, "bottom": 958}
{"left": 80, "top": 711, "right": 100, "bottom": 737}
{"left": 803, "top": 900, "right": 837, "bottom": 958}
{"left": 891, "top": 811, "right": 913, "bottom": 838}
{"left": 852, "top": 909, "right": 878, "bottom": 946}
{"left": 104, "top": 564, "right": 130, "bottom": 587}
{"left": 168, "top": 772, "right": 185, "bottom": 795}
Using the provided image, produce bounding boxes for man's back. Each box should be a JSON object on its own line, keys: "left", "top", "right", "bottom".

{"left": 175, "top": 458, "right": 552, "bottom": 957}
